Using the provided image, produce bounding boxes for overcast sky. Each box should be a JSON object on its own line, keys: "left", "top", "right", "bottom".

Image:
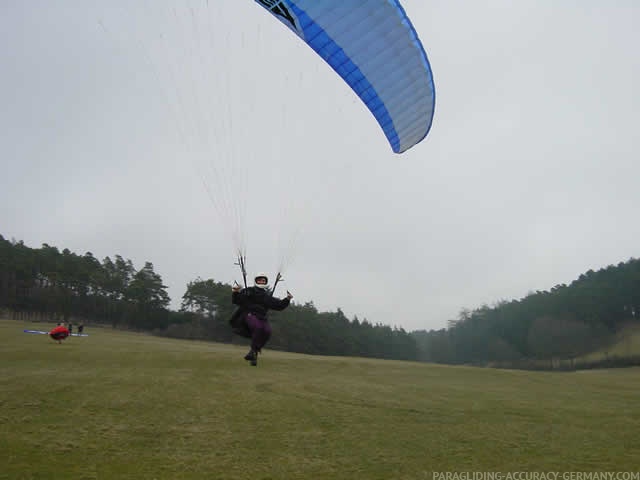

{"left": 2, "top": 1, "right": 639, "bottom": 332}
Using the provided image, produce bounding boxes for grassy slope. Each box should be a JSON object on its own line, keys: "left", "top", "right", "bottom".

{"left": 1, "top": 319, "right": 639, "bottom": 479}
{"left": 579, "top": 324, "right": 640, "bottom": 362}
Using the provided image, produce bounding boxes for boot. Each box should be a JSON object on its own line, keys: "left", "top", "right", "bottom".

{"left": 244, "top": 349, "right": 257, "bottom": 365}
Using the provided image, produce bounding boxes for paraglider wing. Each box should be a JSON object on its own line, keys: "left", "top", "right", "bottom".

{"left": 24, "top": 329, "right": 88, "bottom": 337}
{"left": 253, "top": 1, "right": 435, "bottom": 153}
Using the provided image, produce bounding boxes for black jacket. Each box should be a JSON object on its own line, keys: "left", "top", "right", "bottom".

{"left": 230, "top": 287, "right": 290, "bottom": 338}
{"left": 232, "top": 286, "right": 290, "bottom": 318}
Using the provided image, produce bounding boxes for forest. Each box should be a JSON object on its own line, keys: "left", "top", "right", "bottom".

{"left": 0, "top": 235, "right": 417, "bottom": 361}
{"left": 413, "top": 257, "right": 640, "bottom": 368}
{"left": 2, "top": 233, "right": 639, "bottom": 368}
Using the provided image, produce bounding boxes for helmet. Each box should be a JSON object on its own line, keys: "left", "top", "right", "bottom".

{"left": 254, "top": 273, "right": 269, "bottom": 290}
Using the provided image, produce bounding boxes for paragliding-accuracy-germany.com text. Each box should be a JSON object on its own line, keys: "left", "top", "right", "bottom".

{"left": 432, "top": 473, "right": 640, "bottom": 480}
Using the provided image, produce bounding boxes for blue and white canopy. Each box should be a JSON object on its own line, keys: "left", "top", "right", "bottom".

{"left": 254, "top": 0, "right": 436, "bottom": 153}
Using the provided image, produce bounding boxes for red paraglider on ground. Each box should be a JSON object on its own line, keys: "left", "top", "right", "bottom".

{"left": 49, "top": 324, "right": 70, "bottom": 343}
{"left": 23, "top": 324, "right": 88, "bottom": 342}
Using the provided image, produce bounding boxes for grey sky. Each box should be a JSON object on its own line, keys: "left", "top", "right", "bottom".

{"left": 1, "top": 1, "right": 639, "bottom": 331}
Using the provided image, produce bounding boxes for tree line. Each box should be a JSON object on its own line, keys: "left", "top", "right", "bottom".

{"left": 412, "top": 258, "right": 640, "bottom": 368}
{"left": 0, "top": 235, "right": 418, "bottom": 361}
{"left": 0, "top": 236, "right": 171, "bottom": 330}
{"left": 4, "top": 233, "right": 638, "bottom": 368}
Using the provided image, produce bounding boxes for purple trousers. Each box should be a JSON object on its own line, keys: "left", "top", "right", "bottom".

{"left": 246, "top": 313, "right": 272, "bottom": 352}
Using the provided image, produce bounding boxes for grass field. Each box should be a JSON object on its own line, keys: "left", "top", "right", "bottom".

{"left": 1, "top": 319, "right": 639, "bottom": 479}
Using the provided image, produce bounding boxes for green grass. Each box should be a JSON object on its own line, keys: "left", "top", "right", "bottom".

{"left": 1, "top": 319, "right": 639, "bottom": 479}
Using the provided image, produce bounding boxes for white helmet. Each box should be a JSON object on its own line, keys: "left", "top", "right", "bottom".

{"left": 254, "top": 273, "right": 269, "bottom": 290}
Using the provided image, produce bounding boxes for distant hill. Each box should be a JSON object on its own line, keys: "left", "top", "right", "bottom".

{"left": 412, "top": 257, "right": 640, "bottom": 370}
